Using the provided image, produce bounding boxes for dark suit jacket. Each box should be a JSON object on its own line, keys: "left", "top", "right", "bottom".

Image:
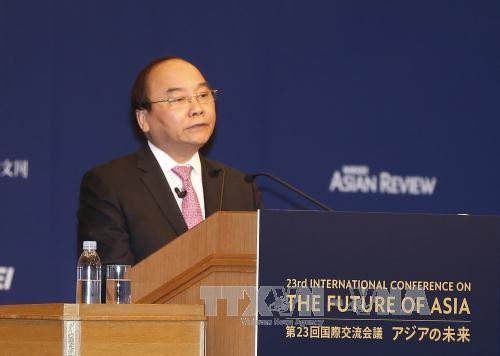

{"left": 77, "top": 146, "right": 261, "bottom": 265}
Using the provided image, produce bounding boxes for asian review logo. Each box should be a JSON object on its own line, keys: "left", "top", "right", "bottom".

{"left": 329, "top": 165, "right": 437, "bottom": 195}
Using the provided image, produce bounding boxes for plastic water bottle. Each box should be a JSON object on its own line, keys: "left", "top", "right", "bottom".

{"left": 76, "top": 241, "right": 102, "bottom": 304}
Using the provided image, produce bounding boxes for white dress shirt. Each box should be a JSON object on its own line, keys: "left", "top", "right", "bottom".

{"left": 147, "top": 141, "right": 206, "bottom": 219}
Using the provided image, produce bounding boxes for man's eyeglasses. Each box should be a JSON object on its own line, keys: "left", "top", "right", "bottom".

{"left": 149, "top": 89, "right": 218, "bottom": 109}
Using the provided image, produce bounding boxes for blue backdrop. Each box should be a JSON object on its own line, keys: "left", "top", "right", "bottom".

{"left": 1, "top": 0, "right": 499, "bottom": 303}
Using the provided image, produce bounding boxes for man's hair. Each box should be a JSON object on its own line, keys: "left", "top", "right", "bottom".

{"left": 130, "top": 56, "right": 184, "bottom": 112}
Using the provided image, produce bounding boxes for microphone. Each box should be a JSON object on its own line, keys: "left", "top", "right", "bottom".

{"left": 209, "top": 168, "right": 226, "bottom": 211}
{"left": 174, "top": 187, "right": 187, "bottom": 198}
{"left": 245, "top": 172, "right": 332, "bottom": 211}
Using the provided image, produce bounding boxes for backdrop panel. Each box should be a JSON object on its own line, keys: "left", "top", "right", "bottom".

{"left": 1, "top": 0, "right": 499, "bottom": 303}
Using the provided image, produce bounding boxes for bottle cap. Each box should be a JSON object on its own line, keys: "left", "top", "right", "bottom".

{"left": 82, "top": 241, "right": 97, "bottom": 250}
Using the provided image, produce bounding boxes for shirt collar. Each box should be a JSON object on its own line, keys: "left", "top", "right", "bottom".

{"left": 147, "top": 141, "right": 201, "bottom": 175}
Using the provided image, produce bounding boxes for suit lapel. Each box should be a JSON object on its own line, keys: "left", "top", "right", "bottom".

{"left": 137, "top": 147, "right": 188, "bottom": 236}
{"left": 201, "top": 156, "right": 221, "bottom": 217}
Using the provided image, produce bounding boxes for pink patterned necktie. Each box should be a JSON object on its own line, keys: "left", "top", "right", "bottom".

{"left": 171, "top": 165, "right": 203, "bottom": 229}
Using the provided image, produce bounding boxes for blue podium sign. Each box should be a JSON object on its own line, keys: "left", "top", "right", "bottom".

{"left": 257, "top": 210, "right": 499, "bottom": 355}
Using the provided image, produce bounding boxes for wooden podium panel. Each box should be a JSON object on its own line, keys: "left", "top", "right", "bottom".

{"left": 130, "top": 211, "right": 258, "bottom": 356}
{"left": 0, "top": 303, "right": 205, "bottom": 356}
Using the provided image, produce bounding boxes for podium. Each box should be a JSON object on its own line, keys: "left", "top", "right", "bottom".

{"left": 130, "top": 211, "right": 258, "bottom": 356}
{"left": 0, "top": 303, "right": 205, "bottom": 355}
{"left": 1, "top": 211, "right": 497, "bottom": 355}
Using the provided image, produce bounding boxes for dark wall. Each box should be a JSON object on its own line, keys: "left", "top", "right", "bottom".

{"left": 1, "top": 0, "right": 498, "bottom": 302}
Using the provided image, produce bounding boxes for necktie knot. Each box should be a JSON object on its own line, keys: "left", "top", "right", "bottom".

{"left": 172, "top": 165, "right": 193, "bottom": 183}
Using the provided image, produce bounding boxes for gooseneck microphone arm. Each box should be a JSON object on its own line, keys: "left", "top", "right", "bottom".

{"left": 209, "top": 168, "right": 226, "bottom": 211}
{"left": 245, "top": 172, "right": 333, "bottom": 211}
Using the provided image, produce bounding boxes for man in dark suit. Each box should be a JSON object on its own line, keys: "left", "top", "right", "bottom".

{"left": 78, "top": 57, "right": 261, "bottom": 265}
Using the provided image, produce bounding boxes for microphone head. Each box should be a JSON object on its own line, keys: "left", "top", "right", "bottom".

{"left": 174, "top": 187, "right": 187, "bottom": 198}
{"left": 244, "top": 174, "right": 256, "bottom": 183}
{"left": 209, "top": 168, "right": 222, "bottom": 177}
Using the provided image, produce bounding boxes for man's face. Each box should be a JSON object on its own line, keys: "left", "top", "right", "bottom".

{"left": 136, "top": 59, "right": 216, "bottom": 162}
